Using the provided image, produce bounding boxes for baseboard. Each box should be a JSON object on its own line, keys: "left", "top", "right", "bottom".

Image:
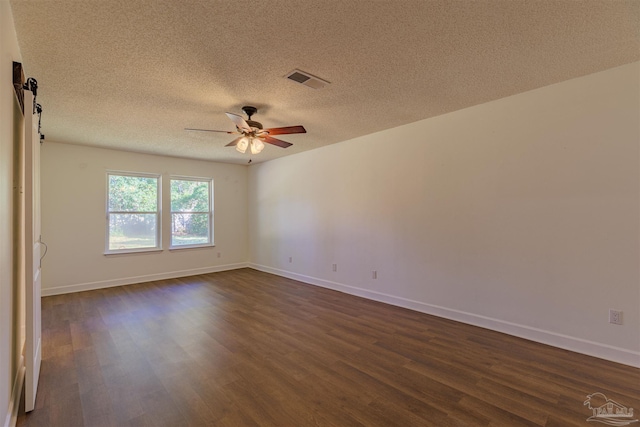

{"left": 41, "top": 262, "right": 249, "bottom": 296}
{"left": 4, "top": 355, "right": 25, "bottom": 427}
{"left": 249, "top": 263, "right": 640, "bottom": 368}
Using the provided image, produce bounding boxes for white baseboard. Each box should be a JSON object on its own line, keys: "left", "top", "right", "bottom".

{"left": 4, "top": 355, "right": 25, "bottom": 427}
{"left": 41, "top": 262, "right": 249, "bottom": 296}
{"left": 249, "top": 263, "right": 640, "bottom": 368}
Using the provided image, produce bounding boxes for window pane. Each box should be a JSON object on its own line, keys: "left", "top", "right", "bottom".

{"left": 171, "top": 213, "right": 209, "bottom": 246}
{"left": 171, "top": 180, "right": 209, "bottom": 212}
{"left": 109, "top": 175, "right": 158, "bottom": 212}
{"left": 109, "top": 214, "right": 157, "bottom": 250}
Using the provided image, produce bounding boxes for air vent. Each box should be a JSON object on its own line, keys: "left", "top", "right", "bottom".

{"left": 284, "top": 69, "right": 329, "bottom": 89}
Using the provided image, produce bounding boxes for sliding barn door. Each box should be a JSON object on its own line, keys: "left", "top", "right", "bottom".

{"left": 24, "top": 90, "right": 42, "bottom": 412}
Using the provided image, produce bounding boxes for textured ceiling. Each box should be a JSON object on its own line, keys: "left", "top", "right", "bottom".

{"left": 9, "top": 0, "right": 640, "bottom": 165}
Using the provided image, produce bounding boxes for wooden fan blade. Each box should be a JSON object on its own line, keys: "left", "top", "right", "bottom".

{"left": 185, "top": 128, "right": 235, "bottom": 134}
{"left": 225, "top": 112, "right": 252, "bottom": 133}
{"left": 263, "top": 136, "right": 293, "bottom": 148}
{"left": 264, "top": 125, "right": 306, "bottom": 136}
{"left": 225, "top": 137, "right": 244, "bottom": 147}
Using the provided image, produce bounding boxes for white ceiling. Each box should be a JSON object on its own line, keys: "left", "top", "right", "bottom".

{"left": 10, "top": 0, "right": 640, "bottom": 165}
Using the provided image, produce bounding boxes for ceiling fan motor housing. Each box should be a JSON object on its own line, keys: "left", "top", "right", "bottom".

{"left": 246, "top": 119, "right": 263, "bottom": 130}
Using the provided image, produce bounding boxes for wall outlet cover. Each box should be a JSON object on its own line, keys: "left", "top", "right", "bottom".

{"left": 609, "top": 309, "right": 623, "bottom": 325}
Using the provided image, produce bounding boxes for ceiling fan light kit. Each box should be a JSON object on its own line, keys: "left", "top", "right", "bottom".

{"left": 235, "top": 136, "right": 265, "bottom": 154}
{"left": 250, "top": 138, "right": 265, "bottom": 154}
{"left": 185, "top": 105, "right": 306, "bottom": 156}
{"left": 236, "top": 137, "right": 249, "bottom": 153}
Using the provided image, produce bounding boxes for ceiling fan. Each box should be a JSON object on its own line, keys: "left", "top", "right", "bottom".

{"left": 185, "top": 106, "right": 306, "bottom": 154}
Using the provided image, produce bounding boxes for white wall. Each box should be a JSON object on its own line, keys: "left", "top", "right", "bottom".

{"left": 40, "top": 143, "right": 248, "bottom": 295}
{"left": 0, "top": 2, "right": 23, "bottom": 425}
{"left": 248, "top": 62, "right": 640, "bottom": 367}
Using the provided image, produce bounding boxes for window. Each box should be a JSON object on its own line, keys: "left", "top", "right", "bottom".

{"left": 106, "top": 172, "right": 160, "bottom": 252}
{"left": 170, "top": 177, "right": 213, "bottom": 248}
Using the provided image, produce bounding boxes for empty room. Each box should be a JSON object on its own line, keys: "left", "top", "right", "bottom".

{"left": 1, "top": 1, "right": 639, "bottom": 426}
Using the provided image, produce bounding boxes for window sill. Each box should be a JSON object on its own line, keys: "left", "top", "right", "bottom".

{"left": 104, "top": 248, "right": 163, "bottom": 256}
{"left": 169, "top": 243, "right": 215, "bottom": 251}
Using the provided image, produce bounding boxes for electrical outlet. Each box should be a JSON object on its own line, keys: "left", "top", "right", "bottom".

{"left": 217, "top": 252, "right": 221, "bottom": 258}
{"left": 609, "top": 309, "right": 623, "bottom": 325}
{"left": 332, "top": 264, "right": 337, "bottom": 272}
{"left": 372, "top": 270, "right": 377, "bottom": 279}
{"left": 289, "top": 257, "right": 292, "bottom": 263}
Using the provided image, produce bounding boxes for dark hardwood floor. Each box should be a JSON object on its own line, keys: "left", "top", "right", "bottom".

{"left": 17, "top": 268, "right": 639, "bottom": 426}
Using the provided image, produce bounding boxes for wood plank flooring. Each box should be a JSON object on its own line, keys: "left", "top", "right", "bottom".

{"left": 17, "top": 268, "right": 640, "bottom": 426}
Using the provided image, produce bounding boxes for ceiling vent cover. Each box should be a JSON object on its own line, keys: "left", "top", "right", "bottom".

{"left": 285, "top": 69, "right": 329, "bottom": 89}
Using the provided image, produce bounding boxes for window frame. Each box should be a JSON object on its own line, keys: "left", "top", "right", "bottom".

{"left": 105, "top": 171, "right": 162, "bottom": 255}
{"left": 169, "top": 175, "right": 214, "bottom": 250}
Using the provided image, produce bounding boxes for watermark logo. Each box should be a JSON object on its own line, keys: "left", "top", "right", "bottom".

{"left": 584, "top": 392, "right": 638, "bottom": 426}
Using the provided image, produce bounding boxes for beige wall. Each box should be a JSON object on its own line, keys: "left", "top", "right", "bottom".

{"left": 40, "top": 143, "right": 248, "bottom": 294}
{"left": 1, "top": 1, "right": 24, "bottom": 425}
{"left": 248, "top": 62, "right": 640, "bottom": 367}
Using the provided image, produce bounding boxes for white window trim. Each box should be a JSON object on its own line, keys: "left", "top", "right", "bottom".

{"left": 105, "top": 171, "right": 162, "bottom": 255}
{"left": 169, "top": 176, "right": 214, "bottom": 250}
